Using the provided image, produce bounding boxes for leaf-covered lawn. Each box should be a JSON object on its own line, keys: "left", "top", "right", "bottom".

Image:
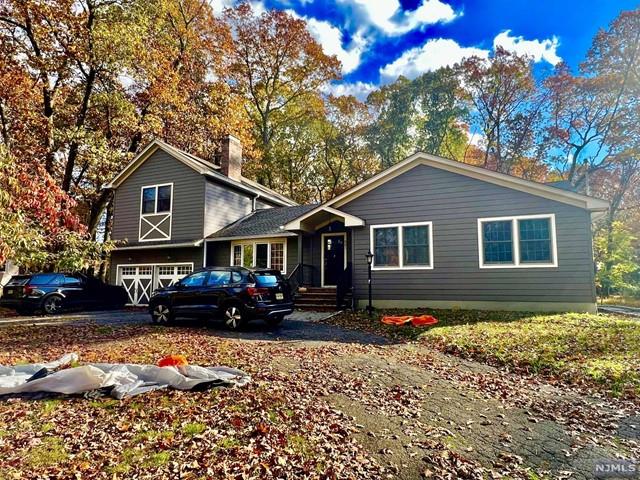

{"left": 0, "top": 324, "right": 385, "bottom": 479}
{"left": 328, "top": 309, "right": 640, "bottom": 397}
{"left": 2, "top": 317, "right": 639, "bottom": 479}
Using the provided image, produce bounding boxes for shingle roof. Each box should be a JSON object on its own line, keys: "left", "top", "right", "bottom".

{"left": 104, "top": 139, "right": 297, "bottom": 207}
{"left": 544, "top": 180, "right": 579, "bottom": 192}
{"left": 207, "top": 205, "right": 318, "bottom": 240}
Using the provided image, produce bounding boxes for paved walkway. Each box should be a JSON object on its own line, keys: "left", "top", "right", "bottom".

{"left": 599, "top": 304, "right": 640, "bottom": 317}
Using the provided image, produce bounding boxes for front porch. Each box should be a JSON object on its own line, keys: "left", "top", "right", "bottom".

{"left": 204, "top": 205, "right": 365, "bottom": 309}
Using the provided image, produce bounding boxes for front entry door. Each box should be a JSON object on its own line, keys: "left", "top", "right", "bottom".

{"left": 322, "top": 233, "right": 346, "bottom": 287}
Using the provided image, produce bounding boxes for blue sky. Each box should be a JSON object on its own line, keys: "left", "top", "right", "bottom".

{"left": 216, "top": 0, "right": 637, "bottom": 99}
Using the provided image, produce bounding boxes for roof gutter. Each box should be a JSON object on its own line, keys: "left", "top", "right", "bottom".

{"left": 113, "top": 240, "right": 204, "bottom": 251}
{"left": 205, "top": 232, "right": 297, "bottom": 242}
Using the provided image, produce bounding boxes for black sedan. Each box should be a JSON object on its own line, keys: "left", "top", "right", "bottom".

{"left": 148, "top": 267, "right": 294, "bottom": 329}
{"left": 0, "top": 273, "right": 128, "bottom": 315}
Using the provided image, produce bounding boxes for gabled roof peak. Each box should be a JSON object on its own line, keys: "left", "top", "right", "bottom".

{"left": 103, "top": 139, "right": 297, "bottom": 207}
{"left": 326, "top": 151, "right": 608, "bottom": 212}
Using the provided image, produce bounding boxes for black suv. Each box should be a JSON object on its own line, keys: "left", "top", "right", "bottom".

{"left": 0, "top": 273, "right": 128, "bottom": 315}
{"left": 148, "top": 267, "right": 294, "bottom": 329}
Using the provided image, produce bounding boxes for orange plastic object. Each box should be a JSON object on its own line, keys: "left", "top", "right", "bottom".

{"left": 157, "top": 354, "right": 188, "bottom": 367}
{"left": 381, "top": 316, "right": 413, "bottom": 325}
{"left": 381, "top": 315, "right": 438, "bottom": 327}
{"left": 410, "top": 315, "right": 438, "bottom": 327}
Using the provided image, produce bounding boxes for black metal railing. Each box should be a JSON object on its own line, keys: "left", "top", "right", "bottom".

{"left": 287, "top": 263, "right": 315, "bottom": 294}
{"left": 336, "top": 262, "right": 353, "bottom": 309}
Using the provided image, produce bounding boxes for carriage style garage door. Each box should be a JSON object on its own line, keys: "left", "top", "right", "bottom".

{"left": 117, "top": 263, "right": 193, "bottom": 306}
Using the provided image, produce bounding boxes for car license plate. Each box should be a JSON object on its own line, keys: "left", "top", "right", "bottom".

{"left": 275, "top": 293, "right": 284, "bottom": 300}
{"left": 6, "top": 289, "right": 13, "bottom": 295}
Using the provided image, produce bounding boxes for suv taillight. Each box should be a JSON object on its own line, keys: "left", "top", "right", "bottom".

{"left": 23, "top": 285, "right": 34, "bottom": 296}
{"left": 247, "top": 287, "right": 269, "bottom": 298}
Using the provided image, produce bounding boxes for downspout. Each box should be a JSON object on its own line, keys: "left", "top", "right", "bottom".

{"left": 350, "top": 229, "right": 356, "bottom": 309}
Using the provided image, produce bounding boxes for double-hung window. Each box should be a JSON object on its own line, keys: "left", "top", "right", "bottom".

{"left": 141, "top": 184, "right": 172, "bottom": 215}
{"left": 370, "top": 222, "right": 433, "bottom": 270}
{"left": 139, "top": 183, "right": 173, "bottom": 242}
{"left": 478, "top": 214, "right": 557, "bottom": 268}
{"left": 230, "top": 239, "right": 287, "bottom": 273}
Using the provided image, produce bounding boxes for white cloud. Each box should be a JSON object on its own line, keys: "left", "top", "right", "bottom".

{"left": 493, "top": 30, "right": 561, "bottom": 65}
{"left": 211, "top": 0, "right": 266, "bottom": 16}
{"left": 285, "top": 9, "right": 368, "bottom": 74}
{"left": 323, "top": 81, "right": 377, "bottom": 101}
{"left": 302, "top": 17, "right": 368, "bottom": 74}
{"left": 210, "top": 0, "right": 235, "bottom": 15}
{"left": 465, "top": 129, "right": 485, "bottom": 148}
{"left": 380, "top": 38, "right": 489, "bottom": 82}
{"left": 338, "top": 0, "right": 458, "bottom": 36}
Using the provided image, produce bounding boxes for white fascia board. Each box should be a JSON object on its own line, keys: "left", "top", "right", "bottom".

{"left": 283, "top": 206, "right": 364, "bottom": 231}
{"left": 326, "top": 152, "right": 609, "bottom": 212}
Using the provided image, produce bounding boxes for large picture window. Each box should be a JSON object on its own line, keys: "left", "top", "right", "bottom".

{"left": 477, "top": 214, "right": 557, "bottom": 268}
{"left": 230, "top": 239, "right": 287, "bottom": 273}
{"left": 370, "top": 222, "right": 433, "bottom": 270}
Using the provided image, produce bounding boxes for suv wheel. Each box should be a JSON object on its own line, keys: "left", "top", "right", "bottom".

{"left": 42, "top": 295, "right": 64, "bottom": 315}
{"left": 223, "top": 304, "right": 246, "bottom": 330}
{"left": 151, "top": 303, "right": 173, "bottom": 325}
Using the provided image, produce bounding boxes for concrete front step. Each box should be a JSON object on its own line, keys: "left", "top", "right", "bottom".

{"left": 296, "top": 304, "right": 339, "bottom": 312}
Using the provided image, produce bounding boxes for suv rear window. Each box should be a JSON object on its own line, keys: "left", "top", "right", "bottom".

{"left": 29, "top": 274, "right": 63, "bottom": 286}
{"left": 254, "top": 273, "right": 281, "bottom": 287}
{"left": 7, "top": 275, "right": 30, "bottom": 286}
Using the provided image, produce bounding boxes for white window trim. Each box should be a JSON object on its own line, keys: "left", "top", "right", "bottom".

{"left": 138, "top": 183, "right": 173, "bottom": 242}
{"left": 477, "top": 214, "right": 558, "bottom": 269}
{"left": 229, "top": 238, "right": 287, "bottom": 274}
{"left": 370, "top": 221, "right": 434, "bottom": 271}
{"left": 321, "top": 232, "right": 348, "bottom": 287}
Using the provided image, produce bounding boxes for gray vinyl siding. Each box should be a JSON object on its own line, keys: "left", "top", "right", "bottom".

{"left": 204, "top": 181, "right": 254, "bottom": 237}
{"left": 205, "top": 241, "right": 232, "bottom": 268}
{"left": 340, "top": 164, "right": 596, "bottom": 304}
{"left": 286, "top": 237, "right": 298, "bottom": 274}
{"left": 256, "top": 199, "right": 275, "bottom": 210}
{"left": 111, "top": 150, "right": 205, "bottom": 245}
{"left": 108, "top": 247, "right": 203, "bottom": 284}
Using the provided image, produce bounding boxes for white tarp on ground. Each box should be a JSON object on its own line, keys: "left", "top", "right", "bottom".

{"left": 0, "top": 353, "right": 250, "bottom": 399}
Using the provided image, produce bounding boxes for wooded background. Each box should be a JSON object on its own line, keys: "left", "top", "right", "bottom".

{"left": 0, "top": 1, "right": 637, "bottom": 297}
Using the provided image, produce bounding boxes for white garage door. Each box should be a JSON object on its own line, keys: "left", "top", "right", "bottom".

{"left": 118, "top": 263, "right": 193, "bottom": 306}
{"left": 119, "top": 266, "right": 153, "bottom": 306}
{"left": 157, "top": 264, "right": 193, "bottom": 289}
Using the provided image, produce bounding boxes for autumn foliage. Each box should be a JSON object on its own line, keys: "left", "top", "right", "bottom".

{"left": 0, "top": 2, "right": 637, "bottom": 288}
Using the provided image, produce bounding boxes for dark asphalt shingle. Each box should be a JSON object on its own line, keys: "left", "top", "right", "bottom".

{"left": 206, "top": 204, "right": 318, "bottom": 239}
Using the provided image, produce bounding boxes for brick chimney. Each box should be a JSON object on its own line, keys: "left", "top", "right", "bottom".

{"left": 220, "top": 135, "right": 242, "bottom": 181}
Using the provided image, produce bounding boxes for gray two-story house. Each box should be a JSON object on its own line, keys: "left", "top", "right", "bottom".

{"left": 105, "top": 137, "right": 608, "bottom": 313}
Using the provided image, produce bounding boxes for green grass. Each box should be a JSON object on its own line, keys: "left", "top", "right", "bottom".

{"left": 330, "top": 309, "right": 640, "bottom": 397}
{"left": 40, "top": 399, "right": 61, "bottom": 415}
{"left": 182, "top": 422, "right": 206, "bottom": 436}
{"left": 27, "top": 437, "right": 68, "bottom": 467}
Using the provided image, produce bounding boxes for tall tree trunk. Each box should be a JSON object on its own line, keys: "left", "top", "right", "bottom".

{"left": 62, "top": 67, "right": 97, "bottom": 192}
{"left": 0, "top": 100, "right": 10, "bottom": 149}
{"left": 87, "top": 189, "right": 113, "bottom": 236}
